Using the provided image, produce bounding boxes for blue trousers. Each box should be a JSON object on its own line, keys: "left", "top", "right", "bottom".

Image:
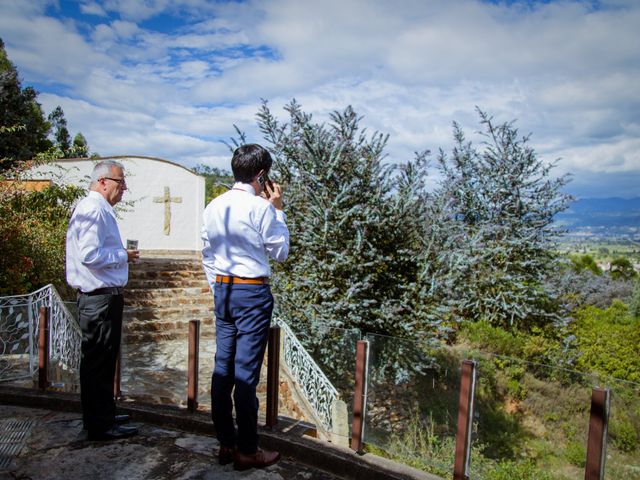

{"left": 211, "top": 283, "right": 274, "bottom": 454}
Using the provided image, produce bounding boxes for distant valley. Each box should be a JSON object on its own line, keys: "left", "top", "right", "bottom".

{"left": 555, "top": 197, "right": 640, "bottom": 238}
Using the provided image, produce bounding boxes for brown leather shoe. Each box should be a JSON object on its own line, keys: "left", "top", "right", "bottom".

{"left": 233, "top": 447, "right": 281, "bottom": 471}
{"left": 218, "top": 445, "right": 234, "bottom": 465}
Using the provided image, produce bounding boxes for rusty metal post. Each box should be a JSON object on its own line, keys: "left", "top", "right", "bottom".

{"left": 584, "top": 388, "right": 610, "bottom": 480}
{"left": 453, "top": 360, "right": 477, "bottom": 480}
{"left": 113, "top": 348, "right": 122, "bottom": 399}
{"left": 266, "top": 326, "right": 281, "bottom": 428}
{"left": 351, "top": 340, "right": 369, "bottom": 452}
{"left": 187, "top": 319, "right": 201, "bottom": 412}
{"left": 38, "top": 307, "right": 49, "bottom": 390}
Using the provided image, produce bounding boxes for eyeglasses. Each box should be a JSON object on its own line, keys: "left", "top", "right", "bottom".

{"left": 103, "top": 177, "right": 126, "bottom": 186}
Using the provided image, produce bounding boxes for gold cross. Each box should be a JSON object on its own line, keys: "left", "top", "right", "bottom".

{"left": 153, "top": 186, "right": 182, "bottom": 235}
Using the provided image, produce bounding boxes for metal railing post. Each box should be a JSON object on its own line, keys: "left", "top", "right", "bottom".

{"left": 584, "top": 388, "right": 610, "bottom": 480}
{"left": 187, "top": 319, "right": 201, "bottom": 412}
{"left": 453, "top": 359, "right": 477, "bottom": 480}
{"left": 38, "top": 306, "right": 49, "bottom": 390}
{"left": 266, "top": 326, "right": 281, "bottom": 427}
{"left": 351, "top": 340, "right": 369, "bottom": 452}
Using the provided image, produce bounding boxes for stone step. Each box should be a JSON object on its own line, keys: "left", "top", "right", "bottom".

{"left": 125, "top": 298, "right": 211, "bottom": 309}
{"left": 126, "top": 278, "right": 209, "bottom": 289}
{"left": 129, "top": 269, "right": 205, "bottom": 280}
{"left": 124, "top": 317, "right": 214, "bottom": 333}
{"left": 125, "top": 286, "right": 211, "bottom": 300}
{"left": 131, "top": 258, "right": 204, "bottom": 272}
{"left": 125, "top": 291, "right": 211, "bottom": 308}
{"left": 124, "top": 305, "right": 213, "bottom": 321}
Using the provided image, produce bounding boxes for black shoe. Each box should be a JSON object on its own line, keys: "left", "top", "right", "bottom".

{"left": 218, "top": 446, "right": 235, "bottom": 465}
{"left": 115, "top": 414, "right": 130, "bottom": 424}
{"left": 88, "top": 425, "right": 139, "bottom": 441}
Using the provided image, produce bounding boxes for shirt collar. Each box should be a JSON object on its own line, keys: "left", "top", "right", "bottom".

{"left": 232, "top": 182, "right": 256, "bottom": 196}
{"left": 88, "top": 190, "right": 115, "bottom": 212}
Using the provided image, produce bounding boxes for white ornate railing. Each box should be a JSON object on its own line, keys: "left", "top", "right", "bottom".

{"left": 0, "top": 284, "right": 80, "bottom": 383}
{"left": 273, "top": 317, "right": 339, "bottom": 432}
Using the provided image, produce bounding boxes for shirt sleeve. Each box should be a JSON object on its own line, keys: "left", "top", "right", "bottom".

{"left": 201, "top": 221, "right": 217, "bottom": 285}
{"left": 75, "top": 207, "right": 127, "bottom": 269}
{"left": 259, "top": 204, "right": 289, "bottom": 262}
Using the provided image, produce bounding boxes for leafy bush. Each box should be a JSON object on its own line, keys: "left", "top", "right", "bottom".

{"left": 547, "top": 263, "right": 634, "bottom": 310}
{"left": 630, "top": 280, "right": 640, "bottom": 319}
{"left": 610, "top": 417, "right": 639, "bottom": 453}
{"left": 0, "top": 162, "right": 83, "bottom": 296}
{"left": 570, "top": 253, "right": 602, "bottom": 275}
{"left": 610, "top": 257, "right": 638, "bottom": 281}
{"left": 564, "top": 441, "right": 586, "bottom": 467}
{"left": 459, "top": 321, "right": 525, "bottom": 356}
{"left": 570, "top": 301, "right": 640, "bottom": 382}
{"left": 483, "top": 460, "right": 555, "bottom": 480}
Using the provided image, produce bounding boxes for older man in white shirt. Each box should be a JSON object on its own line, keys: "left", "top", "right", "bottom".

{"left": 202, "top": 144, "right": 289, "bottom": 471}
{"left": 66, "top": 160, "right": 139, "bottom": 441}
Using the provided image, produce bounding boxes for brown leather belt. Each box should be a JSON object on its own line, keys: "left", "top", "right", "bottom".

{"left": 215, "top": 275, "right": 269, "bottom": 285}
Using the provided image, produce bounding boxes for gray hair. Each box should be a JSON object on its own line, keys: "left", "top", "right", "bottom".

{"left": 91, "top": 160, "right": 125, "bottom": 184}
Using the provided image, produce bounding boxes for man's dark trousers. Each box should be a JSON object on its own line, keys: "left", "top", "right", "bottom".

{"left": 211, "top": 283, "right": 274, "bottom": 454}
{"left": 78, "top": 292, "right": 123, "bottom": 433}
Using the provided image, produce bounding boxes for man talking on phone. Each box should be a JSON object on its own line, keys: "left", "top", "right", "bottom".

{"left": 201, "top": 144, "right": 289, "bottom": 470}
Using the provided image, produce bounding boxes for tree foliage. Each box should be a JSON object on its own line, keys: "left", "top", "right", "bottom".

{"left": 0, "top": 39, "right": 89, "bottom": 295}
{"left": 258, "top": 101, "right": 435, "bottom": 335}
{"left": 429, "top": 110, "right": 573, "bottom": 329}
{"left": 570, "top": 301, "right": 640, "bottom": 382}
{"left": 0, "top": 157, "right": 84, "bottom": 296}
{"left": 0, "top": 38, "right": 93, "bottom": 168}
{"left": 191, "top": 164, "right": 233, "bottom": 204}
{"left": 245, "top": 100, "right": 571, "bottom": 377}
{"left": 0, "top": 38, "right": 52, "bottom": 170}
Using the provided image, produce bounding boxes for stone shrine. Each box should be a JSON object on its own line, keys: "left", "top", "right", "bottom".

{"left": 29, "top": 156, "right": 205, "bottom": 252}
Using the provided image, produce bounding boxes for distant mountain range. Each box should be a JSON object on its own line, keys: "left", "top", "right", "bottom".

{"left": 555, "top": 197, "right": 640, "bottom": 236}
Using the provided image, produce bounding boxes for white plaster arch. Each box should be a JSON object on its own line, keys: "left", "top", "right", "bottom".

{"left": 30, "top": 156, "right": 205, "bottom": 252}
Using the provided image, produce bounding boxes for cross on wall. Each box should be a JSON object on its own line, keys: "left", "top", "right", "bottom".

{"left": 153, "top": 186, "right": 182, "bottom": 235}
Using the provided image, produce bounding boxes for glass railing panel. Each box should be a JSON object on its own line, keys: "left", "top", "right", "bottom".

{"left": 605, "top": 377, "right": 640, "bottom": 480}
{"left": 0, "top": 303, "right": 33, "bottom": 387}
{"left": 469, "top": 351, "right": 596, "bottom": 480}
{"left": 196, "top": 333, "right": 214, "bottom": 411}
{"left": 277, "top": 320, "right": 359, "bottom": 445}
{"left": 364, "top": 333, "right": 461, "bottom": 478}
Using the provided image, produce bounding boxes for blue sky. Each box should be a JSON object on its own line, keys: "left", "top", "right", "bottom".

{"left": 1, "top": 0, "right": 639, "bottom": 198}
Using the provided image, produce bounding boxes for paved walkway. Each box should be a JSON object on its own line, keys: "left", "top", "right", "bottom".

{"left": 0, "top": 388, "right": 440, "bottom": 480}
{"left": 0, "top": 404, "right": 336, "bottom": 480}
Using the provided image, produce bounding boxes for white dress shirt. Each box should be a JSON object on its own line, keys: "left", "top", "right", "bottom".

{"left": 201, "top": 182, "right": 289, "bottom": 284}
{"left": 66, "top": 191, "right": 129, "bottom": 292}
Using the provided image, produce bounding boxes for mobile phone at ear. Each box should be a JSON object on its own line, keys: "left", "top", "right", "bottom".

{"left": 258, "top": 173, "right": 272, "bottom": 197}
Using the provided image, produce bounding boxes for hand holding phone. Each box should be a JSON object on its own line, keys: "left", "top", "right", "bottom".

{"left": 258, "top": 173, "right": 273, "bottom": 198}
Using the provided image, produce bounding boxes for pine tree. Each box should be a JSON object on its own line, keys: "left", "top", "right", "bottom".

{"left": 255, "top": 100, "right": 441, "bottom": 379}
{"left": 432, "top": 109, "right": 573, "bottom": 329}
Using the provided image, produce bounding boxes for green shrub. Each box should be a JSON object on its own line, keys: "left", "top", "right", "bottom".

{"left": 459, "top": 321, "right": 525, "bottom": 356}
{"left": 571, "top": 301, "right": 640, "bottom": 382}
{"left": 483, "top": 460, "right": 555, "bottom": 480}
{"left": 564, "top": 440, "right": 586, "bottom": 467}
{"left": 570, "top": 253, "right": 602, "bottom": 275}
{"left": 611, "top": 417, "right": 639, "bottom": 453}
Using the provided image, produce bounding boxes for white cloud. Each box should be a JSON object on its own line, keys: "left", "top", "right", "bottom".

{"left": 1, "top": 0, "right": 639, "bottom": 197}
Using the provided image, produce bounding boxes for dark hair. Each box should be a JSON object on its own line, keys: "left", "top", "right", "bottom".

{"left": 231, "top": 144, "right": 273, "bottom": 183}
